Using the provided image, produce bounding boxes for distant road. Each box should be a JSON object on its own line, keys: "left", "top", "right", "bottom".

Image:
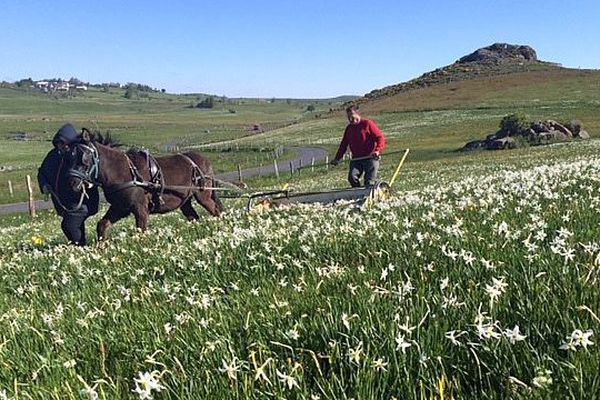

{"left": 0, "top": 146, "right": 328, "bottom": 215}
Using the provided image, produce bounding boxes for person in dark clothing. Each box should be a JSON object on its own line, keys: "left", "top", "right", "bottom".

{"left": 331, "top": 105, "right": 386, "bottom": 187}
{"left": 38, "top": 123, "right": 99, "bottom": 245}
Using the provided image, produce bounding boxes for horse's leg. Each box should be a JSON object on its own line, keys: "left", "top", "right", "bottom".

{"left": 180, "top": 198, "right": 200, "bottom": 221}
{"left": 97, "top": 206, "right": 130, "bottom": 240}
{"left": 194, "top": 190, "right": 221, "bottom": 217}
{"left": 132, "top": 207, "right": 150, "bottom": 232}
{"left": 211, "top": 189, "right": 224, "bottom": 213}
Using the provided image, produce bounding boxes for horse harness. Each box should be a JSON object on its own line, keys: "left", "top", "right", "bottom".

{"left": 100, "top": 149, "right": 210, "bottom": 210}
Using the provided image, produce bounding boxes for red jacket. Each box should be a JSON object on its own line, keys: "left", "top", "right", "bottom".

{"left": 334, "top": 118, "right": 385, "bottom": 161}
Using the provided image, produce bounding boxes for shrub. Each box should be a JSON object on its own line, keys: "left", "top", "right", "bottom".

{"left": 124, "top": 88, "right": 138, "bottom": 99}
{"left": 565, "top": 119, "right": 582, "bottom": 134}
{"left": 196, "top": 96, "right": 214, "bottom": 109}
{"left": 499, "top": 112, "right": 530, "bottom": 135}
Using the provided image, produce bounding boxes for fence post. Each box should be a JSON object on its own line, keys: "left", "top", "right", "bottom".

{"left": 274, "top": 160, "right": 279, "bottom": 179}
{"left": 237, "top": 165, "right": 243, "bottom": 183}
{"left": 311, "top": 157, "right": 315, "bottom": 172}
{"left": 289, "top": 161, "right": 294, "bottom": 178}
{"left": 8, "top": 180, "right": 13, "bottom": 197}
{"left": 326, "top": 156, "right": 329, "bottom": 170}
{"left": 26, "top": 175, "right": 36, "bottom": 218}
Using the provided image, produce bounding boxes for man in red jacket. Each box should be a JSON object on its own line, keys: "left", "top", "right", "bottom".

{"left": 331, "top": 105, "right": 386, "bottom": 187}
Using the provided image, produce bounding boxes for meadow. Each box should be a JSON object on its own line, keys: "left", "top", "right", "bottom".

{"left": 0, "top": 138, "right": 598, "bottom": 399}
{"left": 0, "top": 85, "right": 334, "bottom": 204}
{"left": 0, "top": 68, "right": 599, "bottom": 399}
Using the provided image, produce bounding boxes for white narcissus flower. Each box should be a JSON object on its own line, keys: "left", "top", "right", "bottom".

{"left": 276, "top": 369, "right": 299, "bottom": 390}
{"left": 560, "top": 329, "right": 594, "bottom": 351}
{"left": 219, "top": 358, "right": 242, "bottom": 380}
{"left": 348, "top": 341, "right": 363, "bottom": 365}
{"left": 254, "top": 358, "right": 272, "bottom": 385}
{"left": 439, "top": 277, "right": 449, "bottom": 291}
{"left": 445, "top": 330, "right": 466, "bottom": 346}
{"left": 504, "top": 325, "right": 527, "bottom": 344}
{"left": 532, "top": 369, "right": 553, "bottom": 389}
{"left": 286, "top": 326, "right": 300, "bottom": 340}
{"left": 342, "top": 313, "right": 358, "bottom": 330}
{"left": 395, "top": 332, "right": 412, "bottom": 353}
{"left": 132, "top": 371, "right": 164, "bottom": 400}
{"left": 476, "top": 322, "right": 501, "bottom": 340}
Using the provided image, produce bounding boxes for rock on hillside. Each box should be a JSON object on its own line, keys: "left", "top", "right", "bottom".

{"left": 362, "top": 43, "right": 556, "bottom": 101}
{"left": 457, "top": 43, "right": 537, "bottom": 64}
{"left": 462, "top": 118, "right": 590, "bottom": 151}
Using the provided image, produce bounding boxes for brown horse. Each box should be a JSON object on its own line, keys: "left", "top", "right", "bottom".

{"left": 66, "top": 131, "right": 222, "bottom": 240}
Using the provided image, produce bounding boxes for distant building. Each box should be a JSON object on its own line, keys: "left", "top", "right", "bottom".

{"left": 56, "top": 82, "right": 70, "bottom": 91}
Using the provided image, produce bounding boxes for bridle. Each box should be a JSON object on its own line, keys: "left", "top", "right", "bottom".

{"left": 67, "top": 142, "right": 100, "bottom": 189}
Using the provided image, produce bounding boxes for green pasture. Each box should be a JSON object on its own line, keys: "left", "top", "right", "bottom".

{"left": 0, "top": 70, "right": 599, "bottom": 398}
{"left": 0, "top": 138, "right": 597, "bottom": 399}
{"left": 1, "top": 69, "right": 599, "bottom": 205}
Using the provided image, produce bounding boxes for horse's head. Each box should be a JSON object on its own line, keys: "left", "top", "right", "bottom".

{"left": 66, "top": 129, "right": 100, "bottom": 193}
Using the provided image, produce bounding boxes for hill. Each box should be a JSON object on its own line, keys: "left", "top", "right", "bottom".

{"left": 347, "top": 43, "right": 600, "bottom": 113}
{"left": 1, "top": 42, "right": 599, "bottom": 206}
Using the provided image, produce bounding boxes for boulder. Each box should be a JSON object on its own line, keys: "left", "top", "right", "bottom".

{"left": 487, "top": 136, "right": 516, "bottom": 150}
{"left": 463, "top": 140, "right": 485, "bottom": 151}
{"left": 545, "top": 120, "right": 573, "bottom": 138}
{"left": 540, "top": 130, "right": 568, "bottom": 142}
{"left": 457, "top": 43, "right": 537, "bottom": 64}
{"left": 461, "top": 116, "right": 589, "bottom": 151}
{"left": 576, "top": 130, "right": 590, "bottom": 139}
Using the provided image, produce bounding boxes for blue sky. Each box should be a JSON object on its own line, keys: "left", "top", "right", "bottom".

{"left": 1, "top": 0, "right": 599, "bottom": 98}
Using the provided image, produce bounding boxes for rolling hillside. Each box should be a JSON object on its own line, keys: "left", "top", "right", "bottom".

{"left": 1, "top": 42, "right": 599, "bottom": 205}
{"left": 350, "top": 43, "right": 600, "bottom": 114}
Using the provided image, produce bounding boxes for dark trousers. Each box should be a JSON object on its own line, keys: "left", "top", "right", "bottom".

{"left": 348, "top": 158, "right": 379, "bottom": 187}
{"left": 60, "top": 205, "right": 90, "bottom": 246}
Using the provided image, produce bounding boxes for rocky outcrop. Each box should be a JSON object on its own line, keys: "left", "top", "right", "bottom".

{"left": 462, "top": 119, "right": 590, "bottom": 151}
{"left": 457, "top": 43, "right": 537, "bottom": 64}
{"left": 360, "top": 43, "right": 554, "bottom": 102}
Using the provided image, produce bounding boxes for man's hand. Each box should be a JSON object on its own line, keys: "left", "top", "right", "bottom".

{"left": 371, "top": 152, "right": 380, "bottom": 160}
{"left": 330, "top": 159, "right": 340, "bottom": 166}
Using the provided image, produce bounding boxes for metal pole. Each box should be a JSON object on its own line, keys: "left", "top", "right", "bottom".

{"left": 237, "top": 165, "right": 243, "bottom": 182}
{"left": 389, "top": 149, "right": 410, "bottom": 188}
{"left": 274, "top": 160, "right": 279, "bottom": 179}
{"left": 8, "top": 180, "right": 13, "bottom": 197}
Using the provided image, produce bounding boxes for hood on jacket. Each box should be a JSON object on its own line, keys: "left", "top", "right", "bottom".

{"left": 52, "top": 123, "right": 79, "bottom": 146}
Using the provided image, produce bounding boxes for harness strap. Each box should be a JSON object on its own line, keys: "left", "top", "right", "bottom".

{"left": 177, "top": 153, "right": 207, "bottom": 189}
{"left": 141, "top": 150, "right": 165, "bottom": 208}
{"left": 103, "top": 155, "right": 146, "bottom": 194}
{"left": 48, "top": 186, "right": 88, "bottom": 213}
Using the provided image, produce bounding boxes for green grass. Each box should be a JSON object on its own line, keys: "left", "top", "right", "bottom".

{"left": 2, "top": 68, "right": 599, "bottom": 205}
{"left": 0, "top": 140, "right": 598, "bottom": 399}
{"left": 1, "top": 67, "right": 600, "bottom": 398}
{"left": 0, "top": 87, "right": 336, "bottom": 204}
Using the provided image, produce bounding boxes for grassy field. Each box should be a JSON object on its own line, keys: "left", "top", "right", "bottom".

{"left": 0, "top": 138, "right": 598, "bottom": 399}
{"left": 3, "top": 66, "right": 599, "bottom": 205}
{"left": 0, "top": 86, "right": 334, "bottom": 204}
{"left": 0, "top": 66, "right": 599, "bottom": 398}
